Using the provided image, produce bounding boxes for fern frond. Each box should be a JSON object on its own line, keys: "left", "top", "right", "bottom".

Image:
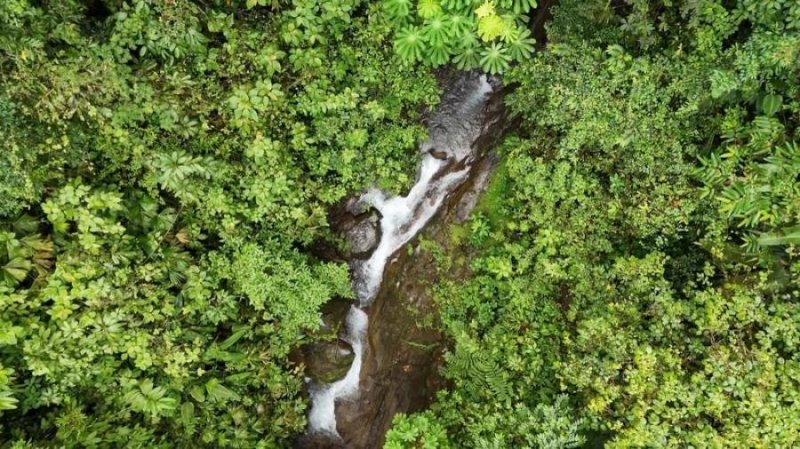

{"left": 446, "top": 346, "right": 511, "bottom": 402}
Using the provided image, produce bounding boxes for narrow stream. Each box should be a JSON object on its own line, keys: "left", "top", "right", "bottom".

{"left": 307, "top": 73, "right": 495, "bottom": 438}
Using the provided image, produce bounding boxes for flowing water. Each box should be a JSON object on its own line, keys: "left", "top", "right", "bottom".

{"left": 307, "top": 73, "right": 494, "bottom": 437}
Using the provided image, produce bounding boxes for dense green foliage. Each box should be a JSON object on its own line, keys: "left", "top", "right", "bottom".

{"left": 386, "top": 0, "right": 800, "bottom": 447}
{"left": 0, "top": 0, "right": 438, "bottom": 446}
{"left": 386, "top": 0, "right": 537, "bottom": 73}
{"left": 4, "top": 0, "right": 800, "bottom": 447}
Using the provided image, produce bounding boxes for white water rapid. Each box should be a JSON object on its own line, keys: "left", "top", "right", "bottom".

{"left": 307, "top": 73, "right": 494, "bottom": 437}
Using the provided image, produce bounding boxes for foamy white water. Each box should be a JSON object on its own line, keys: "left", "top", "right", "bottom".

{"left": 307, "top": 74, "right": 493, "bottom": 436}
{"left": 355, "top": 74, "right": 493, "bottom": 304}
{"left": 356, "top": 160, "right": 470, "bottom": 304}
{"left": 307, "top": 306, "right": 368, "bottom": 433}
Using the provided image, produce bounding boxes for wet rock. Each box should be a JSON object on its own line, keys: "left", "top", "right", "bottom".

{"left": 344, "top": 196, "right": 370, "bottom": 217}
{"left": 344, "top": 216, "right": 380, "bottom": 258}
{"left": 303, "top": 339, "right": 355, "bottom": 384}
{"left": 315, "top": 198, "right": 379, "bottom": 262}
{"left": 293, "top": 433, "right": 346, "bottom": 449}
{"left": 297, "top": 70, "right": 521, "bottom": 449}
{"left": 328, "top": 198, "right": 382, "bottom": 259}
{"left": 295, "top": 298, "right": 356, "bottom": 384}
{"left": 332, "top": 73, "right": 513, "bottom": 449}
{"left": 316, "top": 297, "right": 353, "bottom": 338}
{"left": 428, "top": 148, "right": 449, "bottom": 160}
{"left": 333, "top": 158, "right": 504, "bottom": 449}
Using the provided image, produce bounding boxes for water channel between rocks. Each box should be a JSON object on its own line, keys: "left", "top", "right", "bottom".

{"left": 298, "top": 71, "right": 511, "bottom": 449}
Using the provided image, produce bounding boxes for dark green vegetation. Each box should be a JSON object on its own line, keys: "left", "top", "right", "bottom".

{"left": 386, "top": 0, "right": 800, "bottom": 447}
{"left": 0, "top": 0, "right": 437, "bottom": 447}
{"left": 2, "top": 0, "right": 800, "bottom": 448}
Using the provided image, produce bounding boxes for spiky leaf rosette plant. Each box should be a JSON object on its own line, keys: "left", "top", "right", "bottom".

{"left": 423, "top": 15, "right": 450, "bottom": 45}
{"left": 476, "top": 12, "right": 507, "bottom": 41}
{"left": 428, "top": 42, "right": 454, "bottom": 66}
{"left": 507, "top": 28, "right": 536, "bottom": 60}
{"left": 385, "top": 0, "right": 413, "bottom": 21}
{"left": 394, "top": 26, "right": 427, "bottom": 62}
{"left": 480, "top": 42, "right": 511, "bottom": 74}
{"left": 453, "top": 33, "right": 482, "bottom": 69}
{"left": 498, "top": 0, "right": 537, "bottom": 14}
{"left": 384, "top": 0, "right": 537, "bottom": 73}
{"left": 446, "top": 13, "right": 473, "bottom": 37}
{"left": 418, "top": 0, "right": 443, "bottom": 18}
{"left": 442, "top": 0, "right": 478, "bottom": 14}
{"left": 474, "top": 0, "right": 496, "bottom": 18}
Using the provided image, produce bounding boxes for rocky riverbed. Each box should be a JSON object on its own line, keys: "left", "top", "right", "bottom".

{"left": 294, "top": 70, "right": 515, "bottom": 448}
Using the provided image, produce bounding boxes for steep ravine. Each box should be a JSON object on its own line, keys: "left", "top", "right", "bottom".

{"left": 295, "top": 71, "right": 515, "bottom": 449}
{"left": 334, "top": 102, "right": 514, "bottom": 449}
{"left": 294, "top": 5, "right": 556, "bottom": 447}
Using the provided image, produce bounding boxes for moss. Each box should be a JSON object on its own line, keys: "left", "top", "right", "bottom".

{"left": 449, "top": 159, "right": 512, "bottom": 249}
{"left": 473, "top": 159, "right": 510, "bottom": 230}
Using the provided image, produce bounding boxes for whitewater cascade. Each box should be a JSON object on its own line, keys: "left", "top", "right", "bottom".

{"left": 307, "top": 73, "right": 494, "bottom": 436}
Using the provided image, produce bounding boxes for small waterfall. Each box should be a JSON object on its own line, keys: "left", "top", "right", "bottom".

{"left": 307, "top": 306, "right": 367, "bottom": 434}
{"left": 307, "top": 73, "right": 494, "bottom": 437}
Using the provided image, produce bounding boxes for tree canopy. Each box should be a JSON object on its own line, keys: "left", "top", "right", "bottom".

{"left": 386, "top": 0, "right": 800, "bottom": 447}
{"left": 1, "top": 0, "right": 436, "bottom": 446}
{"left": 2, "top": 0, "right": 799, "bottom": 448}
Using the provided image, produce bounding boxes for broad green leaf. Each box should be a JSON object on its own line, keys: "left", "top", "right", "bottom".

{"left": 3, "top": 258, "right": 31, "bottom": 285}
{"left": 190, "top": 385, "right": 205, "bottom": 403}
{"left": 761, "top": 94, "right": 783, "bottom": 116}
{"left": 757, "top": 225, "right": 800, "bottom": 246}
{"left": 205, "top": 379, "right": 240, "bottom": 403}
{"left": 180, "top": 402, "right": 195, "bottom": 430}
{"left": 219, "top": 327, "right": 248, "bottom": 350}
{"left": 0, "top": 391, "right": 17, "bottom": 411}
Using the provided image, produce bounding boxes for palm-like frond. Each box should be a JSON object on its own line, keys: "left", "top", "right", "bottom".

{"left": 394, "top": 26, "right": 427, "bottom": 62}
{"left": 417, "top": 0, "right": 442, "bottom": 18}
{"left": 384, "top": 0, "right": 413, "bottom": 21}
{"left": 453, "top": 33, "right": 481, "bottom": 69}
{"left": 497, "top": 0, "right": 537, "bottom": 14}
{"left": 477, "top": 13, "right": 506, "bottom": 41}
{"left": 480, "top": 42, "right": 511, "bottom": 74}
{"left": 423, "top": 16, "right": 450, "bottom": 46}
{"left": 445, "top": 13, "right": 474, "bottom": 38}
{"left": 426, "top": 42, "right": 454, "bottom": 66}
{"left": 442, "top": 0, "right": 478, "bottom": 14}
{"left": 507, "top": 27, "right": 535, "bottom": 60}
